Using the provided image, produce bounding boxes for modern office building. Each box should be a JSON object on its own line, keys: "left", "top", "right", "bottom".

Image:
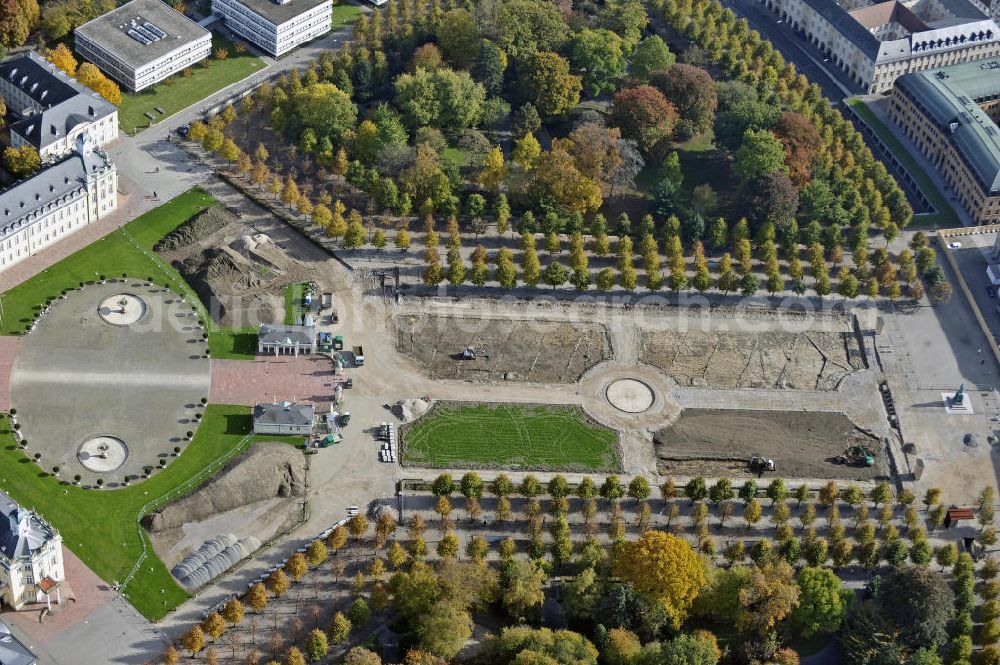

{"left": 889, "top": 59, "right": 1000, "bottom": 223}
{"left": 760, "top": 0, "right": 1000, "bottom": 92}
{"left": 0, "top": 490, "right": 65, "bottom": 611}
{"left": 74, "top": 0, "right": 212, "bottom": 92}
{"left": 0, "top": 51, "right": 118, "bottom": 162}
{"left": 0, "top": 137, "right": 118, "bottom": 272}
{"left": 211, "top": 0, "right": 332, "bottom": 57}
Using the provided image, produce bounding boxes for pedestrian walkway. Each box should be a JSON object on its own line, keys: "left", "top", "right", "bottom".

{"left": 211, "top": 355, "right": 341, "bottom": 408}
{"left": 0, "top": 336, "right": 19, "bottom": 412}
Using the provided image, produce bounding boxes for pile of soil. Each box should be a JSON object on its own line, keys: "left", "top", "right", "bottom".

{"left": 143, "top": 442, "right": 305, "bottom": 533}
{"left": 154, "top": 207, "right": 235, "bottom": 253}
{"left": 393, "top": 398, "right": 432, "bottom": 422}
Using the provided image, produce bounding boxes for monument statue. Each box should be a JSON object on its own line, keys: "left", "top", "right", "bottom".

{"left": 954, "top": 383, "right": 966, "bottom": 406}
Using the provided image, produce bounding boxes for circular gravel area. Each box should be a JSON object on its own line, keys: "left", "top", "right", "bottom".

{"left": 98, "top": 293, "right": 147, "bottom": 326}
{"left": 77, "top": 435, "right": 129, "bottom": 472}
{"left": 606, "top": 378, "right": 655, "bottom": 413}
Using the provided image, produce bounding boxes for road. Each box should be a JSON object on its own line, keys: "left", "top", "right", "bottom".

{"left": 719, "top": 0, "right": 861, "bottom": 102}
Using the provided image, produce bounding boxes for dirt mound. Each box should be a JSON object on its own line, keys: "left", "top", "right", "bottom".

{"left": 143, "top": 442, "right": 305, "bottom": 533}
{"left": 154, "top": 207, "right": 235, "bottom": 253}
{"left": 393, "top": 398, "right": 432, "bottom": 422}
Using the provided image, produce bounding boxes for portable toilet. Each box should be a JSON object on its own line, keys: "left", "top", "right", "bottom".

{"left": 304, "top": 291, "right": 313, "bottom": 306}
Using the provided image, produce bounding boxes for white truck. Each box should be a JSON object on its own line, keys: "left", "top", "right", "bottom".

{"left": 353, "top": 346, "right": 365, "bottom": 366}
{"left": 321, "top": 292, "right": 333, "bottom": 309}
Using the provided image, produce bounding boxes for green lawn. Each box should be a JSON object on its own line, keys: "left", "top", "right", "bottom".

{"left": 845, "top": 98, "right": 956, "bottom": 228}
{"left": 1, "top": 188, "right": 255, "bottom": 358}
{"left": 283, "top": 281, "right": 311, "bottom": 325}
{"left": 0, "top": 406, "right": 303, "bottom": 620}
{"left": 402, "top": 402, "right": 619, "bottom": 471}
{"left": 118, "top": 34, "right": 266, "bottom": 134}
{"left": 331, "top": 3, "right": 364, "bottom": 30}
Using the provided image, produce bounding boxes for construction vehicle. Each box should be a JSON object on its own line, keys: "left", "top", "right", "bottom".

{"left": 321, "top": 292, "right": 332, "bottom": 309}
{"left": 318, "top": 332, "right": 332, "bottom": 352}
{"left": 836, "top": 445, "right": 876, "bottom": 467}
{"left": 333, "top": 335, "right": 344, "bottom": 351}
{"left": 749, "top": 455, "right": 776, "bottom": 473}
{"left": 353, "top": 346, "right": 365, "bottom": 366}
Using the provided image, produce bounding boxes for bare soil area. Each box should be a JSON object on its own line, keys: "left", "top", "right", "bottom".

{"left": 157, "top": 208, "right": 315, "bottom": 327}
{"left": 654, "top": 409, "right": 886, "bottom": 480}
{"left": 641, "top": 330, "right": 864, "bottom": 390}
{"left": 394, "top": 315, "right": 609, "bottom": 383}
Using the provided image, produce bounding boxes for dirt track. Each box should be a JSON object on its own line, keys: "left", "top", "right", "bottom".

{"left": 654, "top": 409, "right": 885, "bottom": 480}
{"left": 641, "top": 330, "right": 863, "bottom": 390}
{"left": 394, "top": 315, "right": 609, "bottom": 383}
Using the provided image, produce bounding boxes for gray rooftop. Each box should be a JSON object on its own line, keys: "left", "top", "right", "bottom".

{"left": 896, "top": 60, "right": 1000, "bottom": 194}
{"left": 74, "top": 0, "right": 211, "bottom": 69}
{"left": 253, "top": 401, "right": 314, "bottom": 427}
{"left": 0, "top": 623, "right": 36, "bottom": 665}
{"left": 223, "top": 0, "right": 330, "bottom": 26}
{"left": 258, "top": 323, "right": 315, "bottom": 346}
{"left": 9, "top": 94, "right": 115, "bottom": 152}
{"left": 0, "top": 490, "right": 57, "bottom": 564}
{"left": 0, "top": 138, "right": 113, "bottom": 243}
{"left": 0, "top": 52, "right": 84, "bottom": 108}
{"left": 799, "top": 0, "right": 881, "bottom": 59}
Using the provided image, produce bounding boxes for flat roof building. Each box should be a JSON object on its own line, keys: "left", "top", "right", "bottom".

{"left": 211, "top": 0, "right": 332, "bottom": 57}
{"left": 889, "top": 59, "right": 1000, "bottom": 223}
{"left": 253, "top": 401, "right": 314, "bottom": 435}
{"left": 760, "top": 0, "right": 1000, "bottom": 92}
{"left": 74, "top": 0, "right": 212, "bottom": 92}
{"left": 0, "top": 52, "right": 118, "bottom": 162}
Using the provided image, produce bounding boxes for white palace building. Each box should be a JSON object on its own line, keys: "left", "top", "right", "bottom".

{"left": 0, "top": 136, "right": 118, "bottom": 273}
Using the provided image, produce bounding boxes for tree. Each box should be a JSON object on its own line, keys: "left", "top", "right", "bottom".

{"left": 652, "top": 65, "right": 717, "bottom": 138}
{"left": 305, "top": 629, "right": 329, "bottom": 662}
{"left": 222, "top": 598, "right": 245, "bottom": 626}
{"left": 630, "top": 35, "right": 675, "bottom": 82}
{"left": 882, "top": 566, "right": 955, "bottom": 649}
{"left": 774, "top": 111, "right": 821, "bottom": 186}
{"left": 563, "top": 567, "right": 602, "bottom": 622}
{"left": 479, "top": 146, "right": 505, "bottom": 193}
{"left": 414, "top": 601, "right": 473, "bottom": 659}
{"left": 1, "top": 146, "right": 40, "bottom": 178}
{"left": 790, "top": 567, "right": 848, "bottom": 639}
{"left": 438, "top": 9, "right": 480, "bottom": 69}
{"left": 0, "top": 0, "right": 30, "bottom": 48}
{"left": 220, "top": 138, "right": 241, "bottom": 163}
{"left": 543, "top": 261, "right": 568, "bottom": 289}
{"left": 328, "top": 612, "right": 351, "bottom": 644}
{"left": 611, "top": 86, "right": 678, "bottom": 156}
{"left": 520, "top": 51, "right": 582, "bottom": 118}
{"left": 614, "top": 531, "right": 705, "bottom": 629}
{"left": 659, "top": 631, "right": 721, "bottom": 665}
{"left": 75, "top": 63, "right": 121, "bottom": 105}
{"left": 345, "top": 647, "right": 381, "bottom": 665}
{"left": 491, "top": 0, "right": 569, "bottom": 57}
{"left": 733, "top": 129, "right": 787, "bottom": 182}
{"left": 247, "top": 582, "right": 268, "bottom": 613}
{"left": 737, "top": 561, "right": 800, "bottom": 640}
{"left": 344, "top": 216, "right": 366, "bottom": 249}
{"left": 182, "top": 625, "right": 206, "bottom": 656}
{"left": 46, "top": 43, "right": 77, "bottom": 75}
{"left": 291, "top": 84, "right": 357, "bottom": 141}
{"left": 569, "top": 29, "right": 627, "bottom": 96}
{"left": 501, "top": 560, "right": 547, "bottom": 621}
{"left": 486, "top": 626, "right": 598, "bottom": 665}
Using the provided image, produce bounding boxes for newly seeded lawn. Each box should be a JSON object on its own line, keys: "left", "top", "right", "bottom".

{"left": 403, "top": 402, "right": 619, "bottom": 471}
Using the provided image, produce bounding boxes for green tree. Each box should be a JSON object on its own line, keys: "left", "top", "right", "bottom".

{"left": 291, "top": 83, "right": 357, "bottom": 140}
{"left": 305, "top": 629, "right": 329, "bottom": 662}
{"left": 569, "top": 29, "right": 627, "bottom": 96}
{"left": 790, "top": 567, "right": 849, "bottom": 639}
{"left": 520, "top": 51, "right": 582, "bottom": 117}
{"left": 438, "top": 9, "right": 480, "bottom": 69}
{"left": 733, "top": 129, "right": 788, "bottom": 182}
{"left": 630, "top": 35, "right": 675, "bottom": 82}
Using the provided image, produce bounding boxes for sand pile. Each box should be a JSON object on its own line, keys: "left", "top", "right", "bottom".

{"left": 154, "top": 207, "right": 236, "bottom": 252}
{"left": 393, "top": 398, "right": 432, "bottom": 423}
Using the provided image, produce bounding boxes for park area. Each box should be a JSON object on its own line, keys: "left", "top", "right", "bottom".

{"left": 118, "top": 34, "right": 266, "bottom": 134}
{"left": 0, "top": 188, "right": 258, "bottom": 359}
{"left": 0, "top": 405, "right": 297, "bottom": 620}
{"left": 401, "top": 402, "right": 619, "bottom": 471}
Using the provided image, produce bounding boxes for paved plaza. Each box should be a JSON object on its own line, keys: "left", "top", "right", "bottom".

{"left": 10, "top": 282, "right": 211, "bottom": 485}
